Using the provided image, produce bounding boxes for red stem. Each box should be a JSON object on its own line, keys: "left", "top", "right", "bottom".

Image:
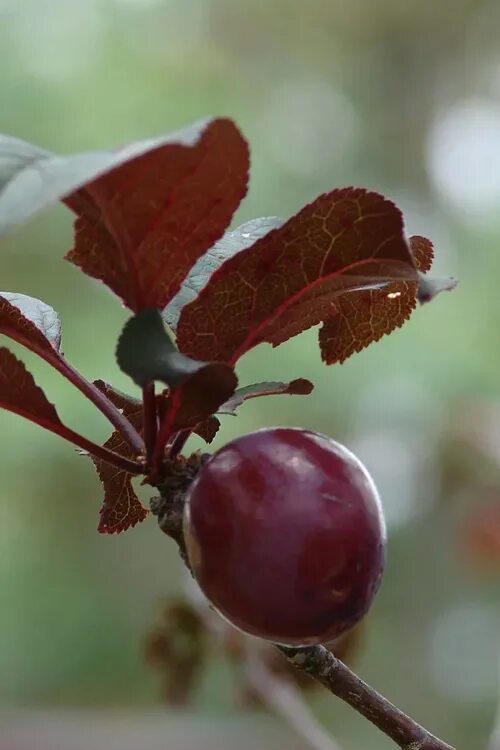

{"left": 153, "top": 388, "right": 183, "bottom": 469}
{"left": 142, "top": 382, "right": 157, "bottom": 465}
{"left": 1, "top": 403, "right": 144, "bottom": 474}
{"left": 0, "top": 328, "right": 144, "bottom": 456}
{"left": 50, "top": 355, "right": 144, "bottom": 455}
{"left": 56, "top": 424, "right": 144, "bottom": 473}
{"left": 168, "top": 428, "right": 192, "bottom": 458}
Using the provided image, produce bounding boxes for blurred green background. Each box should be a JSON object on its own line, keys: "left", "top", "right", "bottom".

{"left": 1, "top": 0, "right": 500, "bottom": 748}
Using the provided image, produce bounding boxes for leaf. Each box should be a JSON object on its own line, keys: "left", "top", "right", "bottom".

{"left": 92, "top": 380, "right": 148, "bottom": 534}
{"left": 218, "top": 378, "right": 314, "bottom": 416}
{"left": 94, "top": 457, "right": 148, "bottom": 534}
{"left": 0, "top": 120, "right": 247, "bottom": 239}
{"left": 318, "top": 233, "right": 448, "bottom": 363}
{"left": 164, "top": 217, "right": 284, "bottom": 331}
{"left": 116, "top": 310, "right": 237, "bottom": 410}
{"left": 194, "top": 416, "right": 221, "bottom": 443}
{"left": 0, "top": 133, "right": 172, "bottom": 236}
{"left": 159, "top": 364, "right": 238, "bottom": 442}
{"left": 117, "top": 308, "right": 201, "bottom": 388}
{"left": 65, "top": 118, "right": 249, "bottom": 311}
{"left": 0, "top": 346, "right": 62, "bottom": 429}
{"left": 176, "top": 188, "right": 418, "bottom": 364}
{"left": 417, "top": 275, "right": 458, "bottom": 305}
{"left": 410, "top": 235, "right": 434, "bottom": 272}
{"left": 0, "top": 292, "right": 62, "bottom": 352}
{"left": 155, "top": 387, "right": 220, "bottom": 443}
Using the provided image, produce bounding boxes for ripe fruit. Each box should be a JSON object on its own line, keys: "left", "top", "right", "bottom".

{"left": 183, "top": 427, "right": 386, "bottom": 646}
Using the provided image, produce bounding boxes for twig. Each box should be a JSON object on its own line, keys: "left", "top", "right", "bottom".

{"left": 244, "top": 647, "right": 343, "bottom": 750}
{"left": 152, "top": 482, "right": 456, "bottom": 750}
{"left": 278, "top": 645, "right": 455, "bottom": 750}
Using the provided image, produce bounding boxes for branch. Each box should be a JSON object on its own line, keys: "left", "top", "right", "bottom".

{"left": 277, "top": 645, "right": 454, "bottom": 750}
{"left": 151, "top": 480, "right": 456, "bottom": 750}
{"left": 244, "top": 647, "right": 343, "bottom": 750}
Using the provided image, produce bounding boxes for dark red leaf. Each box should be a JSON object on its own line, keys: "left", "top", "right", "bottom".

{"left": 65, "top": 118, "right": 249, "bottom": 311}
{"left": 410, "top": 235, "right": 434, "bottom": 272}
{"left": 0, "top": 123, "right": 248, "bottom": 242}
{"left": 176, "top": 188, "right": 418, "bottom": 364}
{"left": 156, "top": 364, "right": 237, "bottom": 458}
{"left": 94, "top": 457, "right": 148, "bottom": 534}
{"left": 218, "top": 378, "right": 314, "bottom": 416}
{"left": 92, "top": 380, "right": 148, "bottom": 534}
{"left": 164, "top": 217, "right": 284, "bottom": 331}
{"left": 156, "top": 386, "right": 221, "bottom": 445}
{"left": 194, "top": 416, "right": 221, "bottom": 443}
{"left": 409, "top": 235, "right": 457, "bottom": 304}
{"left": 0, "top": 346, "right": 62, "bottom": 429}
{"left": 318, "top": 233, "right": 436, "bottom": 364}
{"left": 0, "top": 292, "right": 62, "bottom": 353}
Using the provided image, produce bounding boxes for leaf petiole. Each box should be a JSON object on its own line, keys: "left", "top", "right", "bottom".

{"left": 0, "top": 325, "right": 144, "bottom": 455}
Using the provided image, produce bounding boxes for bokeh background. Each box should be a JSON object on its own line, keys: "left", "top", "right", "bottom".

{"left": 1, "top": 0, "right": 500, "bottom": 748}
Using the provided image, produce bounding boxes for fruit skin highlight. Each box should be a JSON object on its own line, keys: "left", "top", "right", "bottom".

{"left": 183, "top": 427, "right": 386, "bottom": 646}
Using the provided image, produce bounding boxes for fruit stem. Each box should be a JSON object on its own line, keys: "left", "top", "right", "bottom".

{"left": 277, "top": 644, "right": 456, "bottom": 750}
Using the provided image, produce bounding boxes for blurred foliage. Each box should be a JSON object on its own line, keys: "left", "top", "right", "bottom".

{"left": 1, "top": 0, "right": 500, "bottom": 748}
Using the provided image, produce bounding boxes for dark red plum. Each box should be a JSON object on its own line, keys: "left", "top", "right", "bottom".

{"left": 183, "top": 427, "right": 386, "bottom": 646}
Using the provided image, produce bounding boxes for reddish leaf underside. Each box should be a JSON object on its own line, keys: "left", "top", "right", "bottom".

{"left": 93, "top": 381, "right": 148, "bottom": 534}
{"left": 0, "top": 346, "right": 62, "bottom": 429}
{"left": 176, "top": 188, "right": 418, "bottom": 364}
{"left": 66, "top": 118, "right": 249, "bottom": 312}
{"left": 319, "top": 235, "right": 434, "bottom": 363}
